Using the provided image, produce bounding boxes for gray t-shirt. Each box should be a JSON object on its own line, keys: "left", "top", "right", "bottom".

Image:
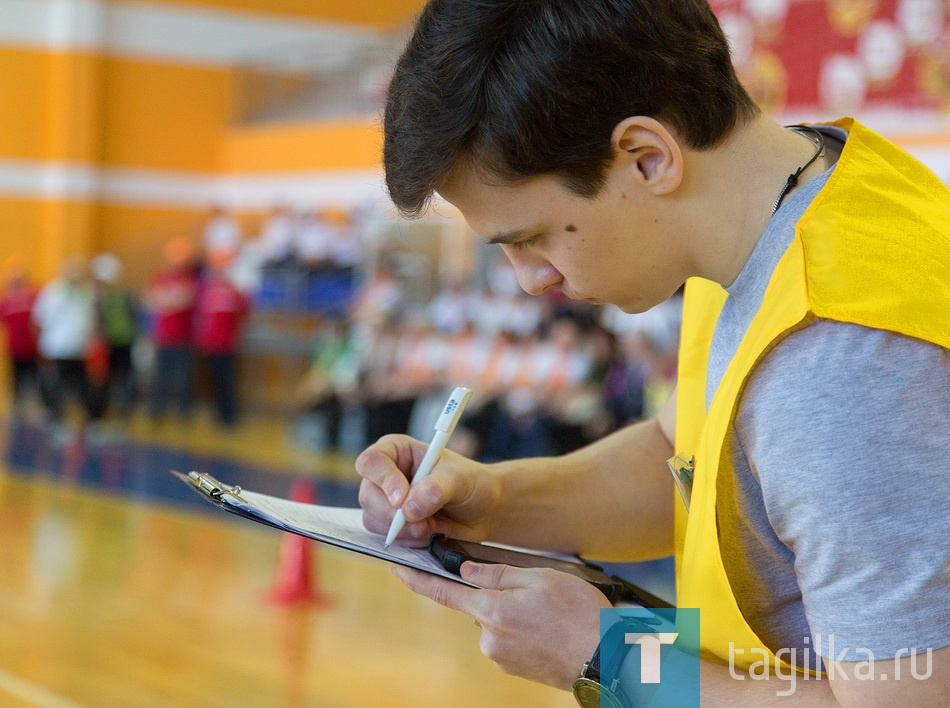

{"left": 707, "top": 127, "right": 950, "bottom": 665}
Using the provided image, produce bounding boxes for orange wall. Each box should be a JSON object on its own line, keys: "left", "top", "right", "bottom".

{"left": 0, "top": 198, "right": 99, "bottom": 282}
{"left": 110, "top": 0, "right": 426, "bottom": 27}
{"left": 45, "top": 66, "right": 381, "bottom": 289}
{"left": 223, "top": 119, "right": 382, "bottom": 172}
{"left": 0, "top": 48, "right": 106, "bottom": 164}
{"left": 0, "top": 44, "right": 105, "bottom": 279}
{"left": 97, "top": 204, "right": 209, "bottom": 288}
{"left": 0, "top": 199, "right": 47, "bottom": 278}
{"left": 0, "top": 48, "right": 50, "bottom": 161}
{"left": 102, "top": 59, "right": 233, "bottom": 171}
{"left": 46, "top": 52, "right": 105, "bottom": 164}
{"left": 0, "top": 0, "right": 405, "bottom": 288}
{"left": 41, "top": 200, "right": 101, "bottom": 273}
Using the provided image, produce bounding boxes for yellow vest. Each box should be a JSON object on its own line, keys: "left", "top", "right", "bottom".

{"left": 673, "top": 118, "right": 950, "bottom": 672}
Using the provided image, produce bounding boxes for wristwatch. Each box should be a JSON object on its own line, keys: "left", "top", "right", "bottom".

{"left": 572, "top": 618, "right": 652, "bottom": 708}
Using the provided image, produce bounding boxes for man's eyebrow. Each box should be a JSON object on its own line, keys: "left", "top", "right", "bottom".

{"left": 486, "top": 229, "right": 527, "bottom": 245}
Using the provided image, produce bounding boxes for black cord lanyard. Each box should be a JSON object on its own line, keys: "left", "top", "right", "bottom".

{"left": 771, "top": 126, "right": 826, "bottom": 216}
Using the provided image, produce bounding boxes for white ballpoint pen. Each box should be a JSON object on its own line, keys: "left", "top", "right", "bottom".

{"left": 383, "top": 386, "right": 473, "bottom": 548}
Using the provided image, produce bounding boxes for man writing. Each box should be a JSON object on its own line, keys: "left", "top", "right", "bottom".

{"left": 357, "top": 0, "right": 949, "bottom": 704}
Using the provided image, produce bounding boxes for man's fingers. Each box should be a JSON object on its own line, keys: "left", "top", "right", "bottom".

{"left": 399, "top": 477, "right": 449, "bottom": 523}
{"left": 357, "top": 438, "right": 483, "bottom": 545}
{"left": 401, "top": 458, "right": 473, "bottom": 522}
{"left": 460, "top": 562, "right": 544, "bottom": 591}
{"left": 392, "top": 566, "right": 491, "bottom": 620}
{"left": 355, "top": 443, "right": 412, "bottom": 507}
{"left": 358, "top": 479, "right": 396, "bottom": 534}
{"left": 359, "top": 480, "right": 432, "bottom": 545}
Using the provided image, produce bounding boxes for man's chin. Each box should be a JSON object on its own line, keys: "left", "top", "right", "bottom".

{"left": 615, "top": 299, "right": 658, "bottom": 315}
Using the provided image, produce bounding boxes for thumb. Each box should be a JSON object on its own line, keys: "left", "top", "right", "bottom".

{"left": 460, "top": 561, "right": 538, "bottom": 590}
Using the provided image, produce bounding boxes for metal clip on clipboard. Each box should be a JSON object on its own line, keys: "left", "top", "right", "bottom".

{"left": 175, "top": 469, "right": 332, "bottom": 545}
{"left": 174, "top": 470, "right": 289, "bottom": 531}
{"left": 176, "top": 470, "right": 245, "bottom": 503}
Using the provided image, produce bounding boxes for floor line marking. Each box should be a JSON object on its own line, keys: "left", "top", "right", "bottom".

{"left": 0, "top": 666, "right": 81, "bottom": 708}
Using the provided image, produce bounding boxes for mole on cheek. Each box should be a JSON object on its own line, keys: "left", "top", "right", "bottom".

{"left": 565, "top": 224, "right": 577, "bottom": 232}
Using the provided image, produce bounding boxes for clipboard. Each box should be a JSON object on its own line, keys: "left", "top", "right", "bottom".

{"left": 172, "top": 470, "right": 672, "bottom": 607}
{"left": 171, "top": 469, "right": 478, "bottom": 586}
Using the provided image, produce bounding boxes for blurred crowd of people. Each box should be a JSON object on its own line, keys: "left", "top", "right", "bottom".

{"left": 0, "top": 202, "right": 365, "bottom": 438}
{"left": 228, "top": 204, "right": 364, "bottom": 301}
{"left": 0, "top": 253, "right": 139, "bottom": 432}
{"left": 148, "top": 238, "right": 251, "bottom": 427}
{"left": 295, "top": 253, "right": 682, "bottom": 462}
{"left": 0, "top": 235, "right": 251, "bottom": 435}
{"left": 0, "top": 204, "right": 682, "bottom": 460}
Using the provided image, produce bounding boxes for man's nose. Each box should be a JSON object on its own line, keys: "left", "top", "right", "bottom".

{"left": 503, "top": 250, "right": 562, "bottom": 296}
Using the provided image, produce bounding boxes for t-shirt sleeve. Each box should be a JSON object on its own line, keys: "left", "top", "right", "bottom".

{"left": 734, "top": 319, "right": 950, "bottom": 660}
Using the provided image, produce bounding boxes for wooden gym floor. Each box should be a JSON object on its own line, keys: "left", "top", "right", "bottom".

{"left": 0, "top": 408, "right": 576, "bottom": 708}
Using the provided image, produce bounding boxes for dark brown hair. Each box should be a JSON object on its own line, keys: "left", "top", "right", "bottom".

{"left": 384, "top": 0, "right": 759, "bottom": 216}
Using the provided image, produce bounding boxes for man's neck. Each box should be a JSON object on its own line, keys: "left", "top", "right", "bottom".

{"left": 681, "top": 116, "right": 837, "bottom": 288}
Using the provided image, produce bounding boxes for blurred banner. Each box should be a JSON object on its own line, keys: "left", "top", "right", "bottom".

{"left": 712, "top": 0, "right": 949, "bottom": 117}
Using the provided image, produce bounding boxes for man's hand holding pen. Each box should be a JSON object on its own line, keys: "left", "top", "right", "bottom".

{"left": 355, "top": 379, "right": 614, "bottom": 693}
{"left": 356, "top": 432, "right": 499, "bottom": 547}
{"left": 355, "top": 428, "right": 611, "bottom": 690}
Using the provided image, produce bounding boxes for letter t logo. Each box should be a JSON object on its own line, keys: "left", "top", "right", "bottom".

{"left": 625, "top": 633, "right": 679, "bottom": 683}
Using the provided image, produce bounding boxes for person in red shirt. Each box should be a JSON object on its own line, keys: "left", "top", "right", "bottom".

{"left": 0, "top": 255, "right": 39, "bottom": 409}
{"left": 194, "top": 248, "right": 250, "bottom": 426}
{"left": 146, "top": 237, "right": 199, "bottom": 420}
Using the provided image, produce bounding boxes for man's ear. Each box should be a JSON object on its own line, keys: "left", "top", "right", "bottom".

{"left": 611, "top": 117, "right": 684, "bottom": 195}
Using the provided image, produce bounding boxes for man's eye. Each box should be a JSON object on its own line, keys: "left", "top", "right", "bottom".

{"left": 508, "top": 237, "right": 537, "bottom": 251}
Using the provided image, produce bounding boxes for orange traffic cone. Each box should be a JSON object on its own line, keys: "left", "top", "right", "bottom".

{"left": 265, "top": 478, "right": 333, "bottom": 607}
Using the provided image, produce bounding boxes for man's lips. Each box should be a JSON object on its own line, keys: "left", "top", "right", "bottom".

{"left": 548, "top": 286, "right": 603, "bottom": 305}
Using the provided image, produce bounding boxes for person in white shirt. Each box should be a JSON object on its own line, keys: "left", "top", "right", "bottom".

{"left": 33, "top": 259, "right": 102, "bottom": 422}
{"left": 295, "top": 210, "right": 335, "bottom": 272}
{"left": 202, "top": 205, "right": 241, "bottom": 257}
{"left": 258, "top": 204, "right": 297, "bottom": 265}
